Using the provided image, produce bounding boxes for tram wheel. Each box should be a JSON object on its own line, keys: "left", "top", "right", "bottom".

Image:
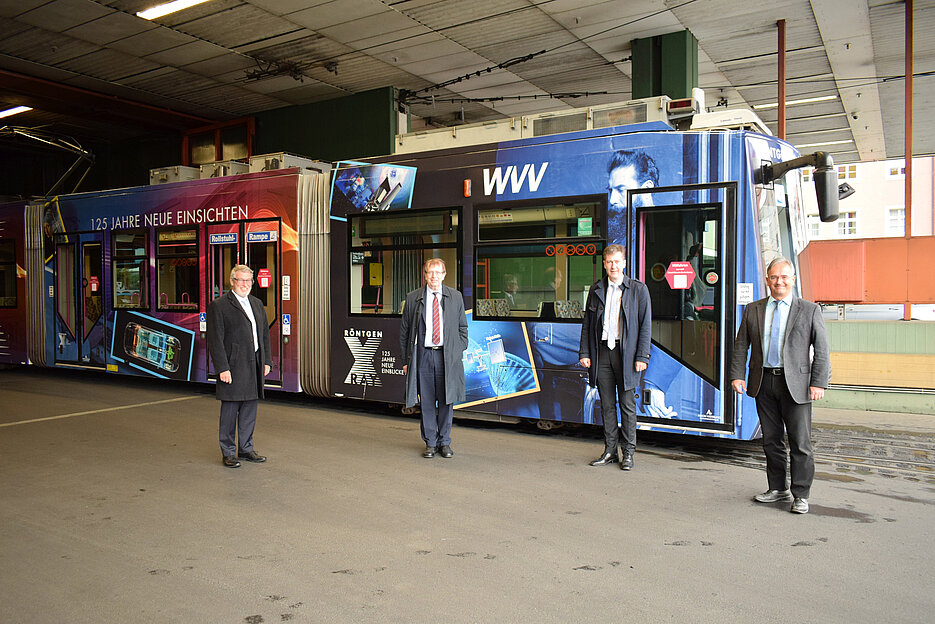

{"left": 536, "top": 420, "right": 564, "bottom": 431}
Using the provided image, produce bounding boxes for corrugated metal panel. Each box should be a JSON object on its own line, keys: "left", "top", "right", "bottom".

{"left": 25, "top": 202, "right": 46, "bottom": 367}
{"left": 0, "top": 26, "right": 98, "bottom": 64}
{"left": 533, "top": 112, "right": 587, "bottom": 137}
{"left": 297, "top": 172, "right": 331, "bottom": 397}
{"left": 402, "top": 0, "right": 530, "bottom": 30}
{"left": 0, "top": 0, "right": 927, "bottom": 157}
{"left": 56, "top": 48, "right": 162, "bottom": 81}
{"left": 171, "top": 5, "right": 300, "bottom": 49}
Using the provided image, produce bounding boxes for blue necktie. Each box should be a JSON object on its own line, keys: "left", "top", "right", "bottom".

{"left": 766, "top": 300, "right": 781, "bottom": 368}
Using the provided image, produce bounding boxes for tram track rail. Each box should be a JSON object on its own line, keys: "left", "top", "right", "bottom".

{"left": 634, "top": 425, "right": 935, "bottom": 484}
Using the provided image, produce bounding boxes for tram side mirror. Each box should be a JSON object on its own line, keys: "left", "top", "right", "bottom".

{"left": 812, "top": 164, "right": 839, "bottom": 223}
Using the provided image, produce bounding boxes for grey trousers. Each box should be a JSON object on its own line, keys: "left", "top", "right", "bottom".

{"left": 219, "top": 399, "right": 258, "bottom": 457}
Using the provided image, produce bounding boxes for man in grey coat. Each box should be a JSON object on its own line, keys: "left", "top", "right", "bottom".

{"left": 579, "top": 244, "right": 652, "bottom": 471}
{"left": 730, "top": 257, "right": 831, "bottom": 514}
{"left": 207, "top": 264, "right": 272, "bottom": 468}
{"left": 400, "top": 258, "right": 468, "bottom": 459}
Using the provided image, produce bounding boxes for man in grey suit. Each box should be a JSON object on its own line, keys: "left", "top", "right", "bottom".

{"left": 730, "top": 257, "right": 831, "bottom": 514}
{"left": 207, "top": 264, "right": 272, "bottom": 468}
{"left": 400, "top": 258, "right": 469, "bottom": 459}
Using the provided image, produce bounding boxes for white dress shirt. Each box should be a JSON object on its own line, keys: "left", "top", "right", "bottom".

{"left": 234, "top": 291, "right": 259, "bottom": 352}
{"left": 602, "top": 279, "right": 623, "bottom": 349}
{"left": 423, "top": 287, "right": 444, "bottom": 347}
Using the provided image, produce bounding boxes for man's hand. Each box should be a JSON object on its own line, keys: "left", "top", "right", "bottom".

{"left": 579, "top": 357, "right": 590, "bottom": 368}
{"left": 635, "top": 361, "right": 647, "bottom": 373}
{"left": 809, "top": 386, "right": 825, "bottom": 401}
{"left": 731, "top": 379, "right": 745, "bottom": 394}
{"left": 403, "top": 365, "right": 407, "bottom": 375}
{"left": 264, "top": 364, "right": 271, "bottom": 376}
{"left": 219, "top": 370, "right": 232, "bottom": 384}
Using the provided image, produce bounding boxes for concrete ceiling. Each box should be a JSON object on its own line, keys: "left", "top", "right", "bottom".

{"left": 0, "top": 0, "right": 931, "bottom": 163}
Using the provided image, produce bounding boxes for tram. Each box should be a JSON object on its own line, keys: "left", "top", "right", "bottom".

{"left": 0, "top": 95, "right": 837, "bottom": 440}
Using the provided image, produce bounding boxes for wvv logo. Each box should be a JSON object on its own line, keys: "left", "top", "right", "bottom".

{"left": 482, "top": 162, "right": 549, "bottom": 196}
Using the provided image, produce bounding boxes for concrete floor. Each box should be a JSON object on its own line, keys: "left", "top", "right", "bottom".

{"left": 2, "top": 368, "right": 934, "bottom": 624}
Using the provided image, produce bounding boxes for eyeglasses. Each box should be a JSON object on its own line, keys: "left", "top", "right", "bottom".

{"left": 232, "top": 277, "right": 254, "bottom": 284}
{"left": 767, "top": 274, "right": 794, "bottom": 282}
{"left": 424, "top": 270, "right": 446, "bottom": 276}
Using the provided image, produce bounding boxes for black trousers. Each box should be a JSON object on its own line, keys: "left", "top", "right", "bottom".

{"left": 755, "top": 371, "right": 814, "bottom": 498}
{"left": 596, "top": 341, "right": 636, "bottom": 453}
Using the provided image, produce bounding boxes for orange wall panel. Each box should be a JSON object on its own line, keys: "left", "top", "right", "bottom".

{"left": 864, "top": 238, "right": 909, "bottom": 303}
{"left": 799, "top": 240, "right": 864, "bottom": 302}
{"left": 801, "top": 236, "right": 935, "bottom": 304}
{"left": 908, "top": 237, "right": 935, "bottom": 301}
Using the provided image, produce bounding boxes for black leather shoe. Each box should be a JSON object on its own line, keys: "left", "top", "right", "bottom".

{"left": 620, "top": 452, "right": 634, "bottom": 471}
{"left": 237, "top": 451, "right": 267, "bottom": 463}
{"left": 439, "top": 445, "right": 453, "bottom": 458}
{"left": 222, "top": 456, "right": 241, "bottom": 468}
{"left": 423, "top": 446, "right": 436, "bottom": 458}
{"left": 589, "top": 451, "right": 618, "bottom": 466}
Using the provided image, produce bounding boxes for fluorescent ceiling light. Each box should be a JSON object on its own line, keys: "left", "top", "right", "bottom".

{"left": 0, "top": 106, "right": 33, "bottom": 119}
{"left": 137, "top": 0, "right": 211, "bottom": 20}
{"left": 753, "top": 95, "right": 838, "bottom": 110}
{"left": 795, "top": 139, "right": 853, "bottom": 148}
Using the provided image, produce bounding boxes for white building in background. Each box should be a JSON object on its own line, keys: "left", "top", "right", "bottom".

{"left": 802, "top": 157, "right": 935, "bottom": 240}
{"left": 800, "top": 157, "right": 935, "bottom": 321}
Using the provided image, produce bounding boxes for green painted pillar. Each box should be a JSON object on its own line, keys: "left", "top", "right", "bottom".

{"left": 631, "top": 30, "right": 698, "bottom": 100}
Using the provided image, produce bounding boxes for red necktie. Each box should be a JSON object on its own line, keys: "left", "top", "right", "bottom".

{"left": 432, "top": 292, "right": 441, "bottom": 345}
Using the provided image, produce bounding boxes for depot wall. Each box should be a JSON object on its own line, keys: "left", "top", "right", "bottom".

{"left": 822, "top": 320, "right": 935, "bottom": 414}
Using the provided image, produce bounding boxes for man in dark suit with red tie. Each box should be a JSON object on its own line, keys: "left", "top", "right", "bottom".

{"left": 730, "top": 257, "right": 831, "bottom": 514}
{"left": 400, "top": 258, "right": 469, "bottom": 459}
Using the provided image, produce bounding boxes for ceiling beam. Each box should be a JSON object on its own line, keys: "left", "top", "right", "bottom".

{"left": 0, "top": 69, "right": 212, "bottom": 134}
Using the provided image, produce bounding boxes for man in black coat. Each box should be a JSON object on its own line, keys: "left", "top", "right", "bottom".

{"left": 579, "top": 244, "right": 652, "bottom": 470}
{"left": 207, "top": 264, "right": 272, "bottom": 468}
{"left": 400, "top": 258, "right": 469, "bottom": 459}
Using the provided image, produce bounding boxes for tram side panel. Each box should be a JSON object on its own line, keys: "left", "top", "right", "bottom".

{"left": 469, "top": 129, "right": 739, "bottom": 434}
{"left": 0, "top": 201, "right": 28, "bottom": 364}
{"left": 328, "top": 128, "right": 780, "bottom": 439}
{"left": 37, "top": 171, "right": 303, "bottom": 391}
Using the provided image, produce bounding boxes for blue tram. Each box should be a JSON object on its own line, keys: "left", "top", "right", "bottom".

{"left": 0, "top": 96, "right": 836, "bottom": 440}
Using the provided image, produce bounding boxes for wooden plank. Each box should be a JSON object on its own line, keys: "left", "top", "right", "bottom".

{"left": 830, "top": 352, "right": 935, "bottom": 389}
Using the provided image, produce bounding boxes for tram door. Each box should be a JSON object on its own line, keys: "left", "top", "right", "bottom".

{"left": 631, "top": 182, "right": 736, "bottom": 434}
{"left": 205, "top": 221, "right": 282, "bottom": 385}
{"left": 53, "top": 232, "right": 106, "bottom": 367}
{"left": 245, "top": 220, "right": 281, "bottom": 385}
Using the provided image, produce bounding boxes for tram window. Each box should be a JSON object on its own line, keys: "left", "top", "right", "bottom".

{"left": 247, "top": 233, "right": 278, "bottom": 327}
{"left": 477, "top": 199, "right": 602, "bottom": 242}
{"left": 0, "top": 240, "right": 15, "bottom": 308}
{"left": 156, "top": 229, "right": 199, "bottom": 311}
{"left": 641, "top": 205, "right": 721, "bottom": 385}
{"left": 474, "top": 243, "right": 601, "bottom": 319}
{"left": 474, "top": 198, "right": 603, "bottom": 320}
{"left": 56, "top": 242, "right": 76, "bottom": 337}
{"left": 756, "top": 183, "right": 796, "bottom": 274}
{"left": 349, "top": 209, "right": 460, "bottom": 315}
{"left": 112, "top": 231, "right": 148, "bottom": 309}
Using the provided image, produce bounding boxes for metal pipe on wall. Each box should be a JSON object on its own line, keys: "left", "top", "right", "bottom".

{"left": 777, "top": 19, "right": 786, "bottom": 140}
{"left": 905, "top": 0, "right": 913, "bottom": 320}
